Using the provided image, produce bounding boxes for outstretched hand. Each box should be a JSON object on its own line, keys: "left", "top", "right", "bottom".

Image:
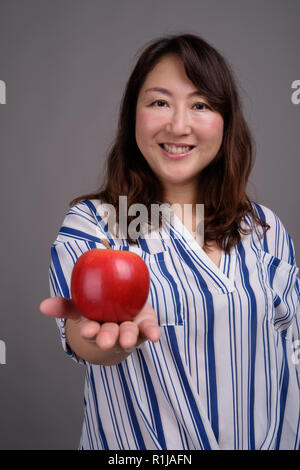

{"left": 39, "top": 297, "right": 160, "bottom": 351}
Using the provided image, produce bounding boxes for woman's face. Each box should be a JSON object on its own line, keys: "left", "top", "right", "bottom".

{"left": 135, "top": 54, "right": 224, "bottom": 201}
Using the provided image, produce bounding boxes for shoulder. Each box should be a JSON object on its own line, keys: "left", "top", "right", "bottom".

{"left": 250, "top": 201, "right": 282, "bottom": 231}
{"left": 65, "top": 198, "right": 103, "bottom": 218}
{"left": 54, "top": 198, "right": 111, "bottom": 244}
{"left": 249, "top": 201, "right": 297, "bottom": 265}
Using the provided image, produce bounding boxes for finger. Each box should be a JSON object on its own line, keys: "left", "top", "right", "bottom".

{"left": 136, "top": 302, "right": 156, "bottom": 318}
{"left": 119, "top": 321, "right": 139, "bottom": 350}
{"left": 39, "top": 297, "right": 81, "bottom": 321}
{"left": 80, "top": 319, "right": 101, "bottom": 340}
{"left": 138, "top": 317, "right": 160, "bottom": 343}
{"left": 96, "top": 322, "right": 119, "bottom": 350}
{"left": 134, "top": 303, "right": 160, "bottom": 343}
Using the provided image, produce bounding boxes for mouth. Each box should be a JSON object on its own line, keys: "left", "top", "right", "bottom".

{"left": 159, "top": 143, "right": 195, "bottom": 159}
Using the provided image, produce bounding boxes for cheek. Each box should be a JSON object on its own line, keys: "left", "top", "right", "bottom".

{"left": 136, "top": 109, "right": 163, "bottom": 144}
{"left": 197, "top": 115, "right": 224, "bottom": 143}
{"left": 136, "top": 111, "right": 152, "bottom": 141}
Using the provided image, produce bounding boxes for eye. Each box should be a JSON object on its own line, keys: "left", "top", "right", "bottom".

{"left": 193, "top": 102, "right": 210, "bottom": 110}
{"left": 150, "top": 100, "right": 168, "bottom": 107}
{"left": 149, "top": 99, "right": 211, "bottom": 110}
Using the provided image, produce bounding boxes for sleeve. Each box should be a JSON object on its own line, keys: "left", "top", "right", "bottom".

{"left": 48, "top": 199, "right": 112, "bottom": 364}
{"left": 255, "top": 203, "right": 300, "bottom": 380}
{"left": 252, "top": 201, "right": 298, "bottom": 265}
{"left": 291, "top": 277, "right": 300, "bottom": 382}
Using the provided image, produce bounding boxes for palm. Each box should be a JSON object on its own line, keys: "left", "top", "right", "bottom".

{"left": 40, "top": 297, "right": 160, "bottom": 350}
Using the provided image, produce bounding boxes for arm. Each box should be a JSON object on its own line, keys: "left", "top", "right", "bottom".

{"left": 43, "top": 201, "right": 160, "bottom": 365}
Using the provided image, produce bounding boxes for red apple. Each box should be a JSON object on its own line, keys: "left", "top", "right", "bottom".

{"left": 70, "top": 249, "right": 150, "bottom": 323}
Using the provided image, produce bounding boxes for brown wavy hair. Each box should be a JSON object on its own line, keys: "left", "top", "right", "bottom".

{"left": 70, "top": 33, "right": 270, "bottom": 253}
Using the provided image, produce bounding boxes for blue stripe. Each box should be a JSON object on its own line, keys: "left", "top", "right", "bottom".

{"left": 87, "top": 240, "right": 97, "bottom": 249}
{"left": 170, "top": 227, "right": 230, "bottom": 294}
{"left": 287, "top": 234, "right": 295, "bottom": 265}
{"left": 49, "top": 265, "right": 62, "bottom": 297}
{"left": 51, "top": 245, "right": 70, "bottom": 297}
{"left": 238, "top": 242, "right": 257, "bottom": 449}
{"left": 156, "top": 251, "right": 183, "bottom": 324}
{"left": 228, "top": 292, "right": 239, "bottom": 448}
{"left": 147, "top": 342, "right": 189, "bottom": 448}
{"left": 138, "top": 351, "right": 167, "bottom": 448}
{"left": 174, "top": 239, "right": 219, "bottom": 440}
{"left": 167, "top": 327, "right": 212, "bottom": 449}
{"left": 109, "top": 368, "right": 131, "bottom": 449}
{"left": 117, "top": 364, "right": 146, "bottom": 449}
{"left": 100, "top": 367, "right": 124, "bottom": 449}
{"left": 88, "top": 367, "right": 109, "bottom": 449}
{"left": 83, "top": 199, "right": 116, "bottom": 246}
{"left": 274, "top": 294, "right": 281, "bottom": 308}
{"left": 275, "top": 337, "right": 289, "bottom": 449}
{"left": 252, "top": 202, "right": 268, "bottom": 252}
{"left": 59, "top": 226, "right": 102, "bottom": 242}
{"left": 138, "top": 237, "right": 150, "bottom": 253}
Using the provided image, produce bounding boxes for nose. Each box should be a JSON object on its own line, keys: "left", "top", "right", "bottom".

{"left": 165, "top": 107, "right": 192, "bottom": 135}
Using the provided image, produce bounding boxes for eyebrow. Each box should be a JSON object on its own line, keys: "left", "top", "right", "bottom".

{"left": 144, "top": 87, "right": 204, "bottom": 98}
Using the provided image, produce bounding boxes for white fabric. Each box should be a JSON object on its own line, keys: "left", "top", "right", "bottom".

{"left": 49, "top": 199, "right": 300, "bottom": 450}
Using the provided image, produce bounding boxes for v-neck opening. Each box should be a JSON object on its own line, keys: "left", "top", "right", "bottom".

{"left": 160, "top": 203, "right": 236, "bottom": 291}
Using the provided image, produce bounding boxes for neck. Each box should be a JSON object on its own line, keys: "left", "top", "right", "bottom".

{"left": 162, "top": 184, "right": 204, "bottom": 245}
{"left": 163, "top": 182, "right": 199, "bottom": 208}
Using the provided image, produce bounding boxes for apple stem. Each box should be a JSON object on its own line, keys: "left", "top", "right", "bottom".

{"left": 101, "top": 239, "right": 112, "bottom": 250}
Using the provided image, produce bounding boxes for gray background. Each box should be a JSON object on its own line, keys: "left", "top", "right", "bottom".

{"left": 0, "top": 0, "right": 299, "bottom": 450}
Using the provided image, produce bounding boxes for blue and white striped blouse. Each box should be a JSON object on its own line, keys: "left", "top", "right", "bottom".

{"left": 49, "top": 199, "right": 300, "bottom": 450}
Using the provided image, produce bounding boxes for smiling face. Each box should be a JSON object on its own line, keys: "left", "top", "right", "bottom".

{"left": 135, "top": 54, "right": 224, "bottom": 204}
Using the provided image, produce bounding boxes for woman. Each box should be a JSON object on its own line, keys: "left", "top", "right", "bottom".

{"left": 40, "top": 34, "right": 300, "bottom": 450}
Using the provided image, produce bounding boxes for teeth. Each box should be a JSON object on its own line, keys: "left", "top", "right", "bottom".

{"left": 162, "top": 144, "right": 193, "bottom": 154}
